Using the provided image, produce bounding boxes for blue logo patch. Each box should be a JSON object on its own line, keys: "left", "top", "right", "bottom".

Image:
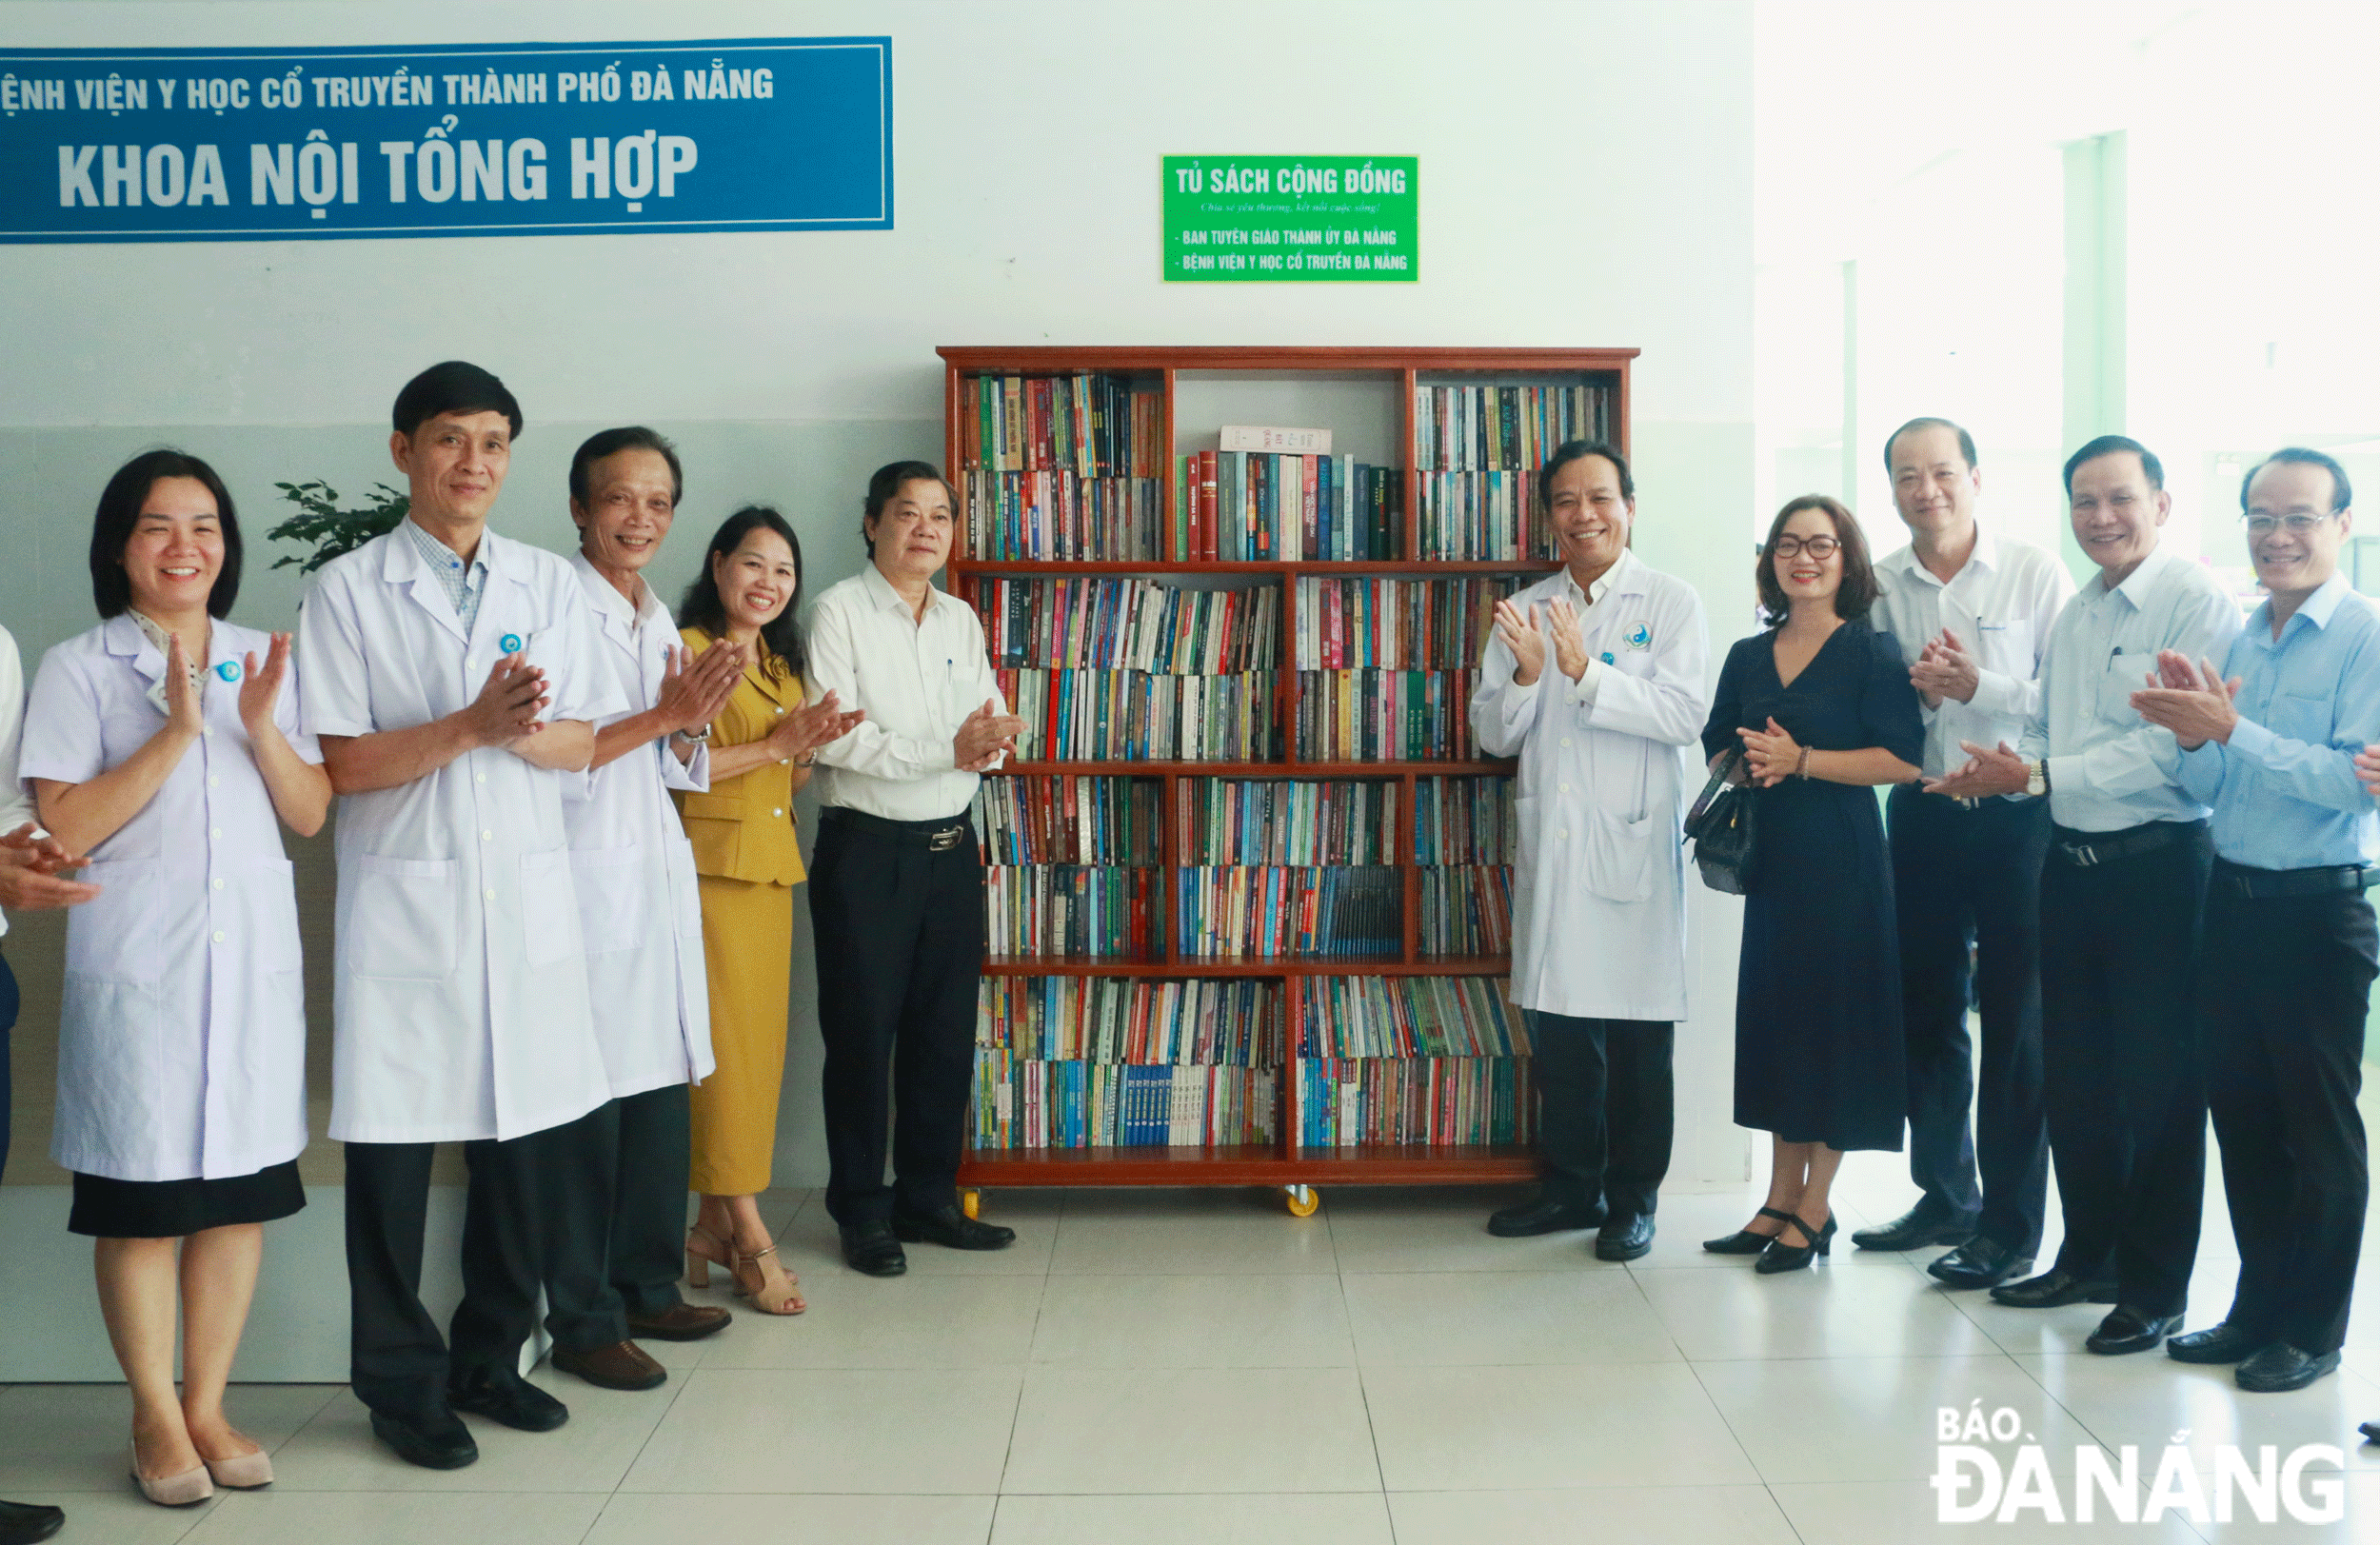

{"left": 1623, "top": 623, "right": 1653, "bottom": 651}
{"left": 499, "top": 633, "right": 525, "bottom": 655}
{"left": 214, "top": 660, "right": 242, "bottom": 683}
{"left": 1600, "top": 651, "right": 1616, "bottom": 665}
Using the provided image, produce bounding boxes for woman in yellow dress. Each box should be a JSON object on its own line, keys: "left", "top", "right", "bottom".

{"left": 675, "top": 506, "right": 862, "bottom": 1315}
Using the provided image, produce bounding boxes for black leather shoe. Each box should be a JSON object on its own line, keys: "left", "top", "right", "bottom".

{"left": 1927, "top": 1238, "right": 2033, "bottom": 1291}
{"left": 0, "top": 1499, "right": 65, "bottom": 1545}
{"left": 1488, "top": 1193, "right": 1606, "bottom": 1238}
{"left": 1990, "top": 1268, "right": 2118, "bottom": 1308}
{"left": 1594, "top": 1215, "right": 1655, "bottom": 1261}
{"left": 2358, "top": 1419, "right": 2380, "bottom": 1444}
{"left": 1704, "top": 1207, "right": 1795, "bottom": 1255}
{"left": 2237, "top": 1343, "right": 2341, "bottom": 1393}
{"left": 447, "top": 1366, "right": 568, "bottom": 1432}
{"left": 368, "top": 1408, "right": 479, "bottom": 1470}
{"left": 1850, "top": 1204, "right": 1977, "bottom": 1252}
{"left": 2085, "top": 1306, "right": 2182, "bottom": 1355}
{"left": 1755, "top": 1213, "right": 1836, "bottom": 1275}
{"left": 892, "top": 1205, "right": 1018, "bottom": 1251}
{"left": 2168, "top": 1320, "right": 2269, "bottom": 1365}
{"left": 841, "top": 1220, "right": 909, "bottom": 1276}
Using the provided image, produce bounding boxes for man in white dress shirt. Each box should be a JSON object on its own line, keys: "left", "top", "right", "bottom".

{"left": 1929, "top": 434, "right": 2241, "bottom": 1355}
{"left": 1856, "top": 418, "right": 2072, "bottom": 1293}
{"left": 1472, "top": 442, "right": 1710, "bottom": 1260}
{"left": 806, "top": 460, "right": 1026, "bottom": 1276}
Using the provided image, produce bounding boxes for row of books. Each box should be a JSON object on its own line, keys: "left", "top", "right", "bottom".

{"left": 959, "top": 372, "right": 1165, "bottom": 479}
{"left": 1414, "top": 775, "right": 1518, "bottom": 864}
{"left": 1418, "top": 864, "right": 1515, "bottom": 958}
{"left": 969, "top": 1053, "right": 1279, "bottom": 1150}
{"left": 1179, "top": 778, "right": 1399, "bottom": 866}
{"left": 1174, "top": 864, "right": 1403, "bottom": 960}
{"left": 1416, "top": 471, "right": 1558, "bottom": 563}
{"left": 960, "top": 469, "right": 1164, "bottom": 562}
{"left": 1175, "top": 450, "right": 1401, "bottom": 562}
{"left": 995, "top": 668, "right": 1281, "bottom": 762}
{"left": 975, "top": 776, "right": 1162, "bottom": 866}
{"left": 976, "top": 975, "right": 1281, "bottom": 1066}
{"left": 1415, "top": 383, "right": 1614, "bottom": 473}
{"left": 1291, "top": 576, "right": 1518, "bottom": 671}
{"left": 978, "top": 577, "right": 1281, "bottom": 674}
{"left": 1294, "top": 974, "right": 1532, "bottom": 1059}
{"left": 1294, "top": 1056, "right": 1537, "bottom": 1147}
{"left": 985, "top": 864, "right": 1161, "bottom": 961}
{"left": 1294, "top": 669, "right": 1485, "bottom": 763}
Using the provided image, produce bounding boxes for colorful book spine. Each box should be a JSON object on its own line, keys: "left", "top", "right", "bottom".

{"left": 1178, "top": 779, "right": 1398, "bottom": 865}
{"left": 961, "top": 371, "right": 1165, "bottom": 560}
{"left": 1411, "top": 381, "right": 1613, "bottom": 560}
{"left": 1171, "top": 866, "right": 1402, "bottom": 959}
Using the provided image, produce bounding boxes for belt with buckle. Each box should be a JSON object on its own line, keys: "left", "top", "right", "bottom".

{"left": 2049, "top": 820, "right": 2203, "bottom": 868}
{"left": 822, "top": 805, "right": 972, "bottom": 852}
{"left": 2212, "top": 858, "right": 2377, "bottom": 901}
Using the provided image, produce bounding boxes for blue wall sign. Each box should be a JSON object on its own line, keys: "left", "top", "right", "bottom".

{"left": 0, "top": 36, "right": 892, "bottom": 243}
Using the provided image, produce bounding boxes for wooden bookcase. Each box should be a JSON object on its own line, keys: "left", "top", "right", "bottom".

{"left": 942, "top": 345, "right": 1637, "bottom": 1212}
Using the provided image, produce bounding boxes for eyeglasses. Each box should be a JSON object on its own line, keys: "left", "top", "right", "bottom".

{"left": 2242, "top": 511, "right": 2337, "bottom": 537}
{"left": 1771, "top": 536, "right": 1841, "bottom": 559}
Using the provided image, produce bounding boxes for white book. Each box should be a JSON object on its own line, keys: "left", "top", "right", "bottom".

{"left": 1219, "top": 424, "right": 1332, "bottom": 454}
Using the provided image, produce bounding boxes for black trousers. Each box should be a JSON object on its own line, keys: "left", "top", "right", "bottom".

{"left": 540, "top": 1082, "right": 692, "bottom": 1349}
{"left": 2202, "top": 881, "right": 2377, "bottom": 1354}
{"left": 345, "top": 1107, "right": 605, "bottom": 1417}
{"left": 0, "top": 952, "right": 17, "bottom": 1183}
{"left": 1887, "top": 786, "right": 2051, "bottom": 1254}
{"left": 2037, "top": 821, "right": 2211, "bottom": 1315}
{"left": 1532, "top": 1013, "right": 1673, "bottom": 1219}
{"left": 809, "top": 810, "right": 985, "bottom": 1228}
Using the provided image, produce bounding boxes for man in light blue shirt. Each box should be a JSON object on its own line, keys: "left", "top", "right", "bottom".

{"left": 2131, "top": 447, "right": 2380, "bottom": 1394}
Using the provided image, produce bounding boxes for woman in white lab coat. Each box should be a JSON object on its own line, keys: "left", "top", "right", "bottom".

{"left": 22, "top": 450, "right": 329, "bottom": 1507}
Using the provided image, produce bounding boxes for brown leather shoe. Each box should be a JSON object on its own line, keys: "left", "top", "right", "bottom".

{"left": 551, "top": 1339, "right": 666, "bottom": 1392}
{"left": 625, "top": 1301, "right": 733, "bottom": 1342}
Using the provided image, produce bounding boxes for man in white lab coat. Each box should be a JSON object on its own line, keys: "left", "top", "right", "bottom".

{"left": 299, "top": 362, "right": 624, "bottom": 1470}
{"left": 1472, "top": 442, "right": 1710, "bottom": 1260}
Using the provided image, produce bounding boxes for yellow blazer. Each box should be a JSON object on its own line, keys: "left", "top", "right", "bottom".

{"left": 674, "top": 626, "right": 809, "bottom": 887}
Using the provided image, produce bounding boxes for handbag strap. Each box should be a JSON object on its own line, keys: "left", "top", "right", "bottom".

{"left": 1683, "top": 747, "right": 1744, "bottom": 834}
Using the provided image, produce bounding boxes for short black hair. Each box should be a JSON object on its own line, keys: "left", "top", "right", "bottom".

{"left": 2063, "top": 434, "right": 2163, "bottom": 496}
{"left": 1756, "top": 494, "right": 1880, "bottom": 626}
{"left": 678, "top": 505, "right": 808, "bottom": 683}
{"left": 569, "top": 426, "right": 683, "bottom": 508}
{"left": 392, "top": 360, "right": 523, "bottom": 442}
{"left": 1537, "top": 440, "right": 1634, "bottom": 508}
{"left": 90, "top": 448, "right": 243, "bottom": 620}
{"left": 1882, "top": 416, "right": 1977, "bottom": 472}
{"left": 861, "top": 459, "right": 959, "bottom": 558}
{"left": 2242, "top": 446, "right": 2351, "bottom": 513}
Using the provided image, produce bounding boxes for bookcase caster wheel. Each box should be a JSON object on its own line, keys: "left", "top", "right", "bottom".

{"left": 960, "top": 1189, "right": 982, "bottom": 1220}
{"left": 1283, "top": 1185, "right": 1319, "bottom": 1218}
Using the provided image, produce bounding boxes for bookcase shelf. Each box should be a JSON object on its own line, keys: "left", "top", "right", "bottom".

{"left": 942, "top": 343, "right": 1634, "bottom": 1210}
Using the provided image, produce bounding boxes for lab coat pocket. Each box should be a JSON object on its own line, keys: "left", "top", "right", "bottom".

{"left": 2269, "top": 693, "right": 2335, "bottom": 745}
{"left": 237, "top": 857, "right": 303, "bottom": 974}
{"left": 520, "top": 847, "right": 585, "bottom": 967}
{"left": 63, "top": 859, "right": 163, "bottom": 983}
{"left": 348, "top": 854, "right": 458, "bottom": 982}
{"left": 568, "top": 844, "right": 646, "bottom": 956}
{"left": 1581, "top": 807, "right": 1656, "bottom": 903}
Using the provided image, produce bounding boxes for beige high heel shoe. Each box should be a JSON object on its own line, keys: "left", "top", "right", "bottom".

{"left": 202, "top": 1445, "right": 273, "bottom": 1490}
{"left": 129, "top": 1444, "right": 212, "bottom": 1508}
{"left": 729, "top": 1240, "right": 806, "bottom": 1316}
{"left": 684, "top": 1223, "right": 733, "bottom": 1289}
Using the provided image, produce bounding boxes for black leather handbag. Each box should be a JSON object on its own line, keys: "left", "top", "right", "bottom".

{"left": 1682, "top": 747, "right": 1758, "bottom": 895}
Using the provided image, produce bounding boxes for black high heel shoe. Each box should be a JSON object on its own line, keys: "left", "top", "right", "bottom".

{"left": 1703, "top": 1207, "right": 1795, "bottom": 1255}
{"left": 1755, "top": 1212, "right": 1836, "bottom": 1275}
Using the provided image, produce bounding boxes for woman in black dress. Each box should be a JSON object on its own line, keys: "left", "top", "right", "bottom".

{"left": 1699, "top": 495, "right": 1924, "bottom": 1273}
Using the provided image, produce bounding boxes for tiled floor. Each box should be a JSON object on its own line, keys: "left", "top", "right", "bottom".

{"left": 10, "top": 1154, "right": 2380, "bottom": 1544}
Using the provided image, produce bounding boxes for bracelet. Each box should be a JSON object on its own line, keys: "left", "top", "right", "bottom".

{"left": 1795, "top": 746, "right": 1812, "bottom": 780}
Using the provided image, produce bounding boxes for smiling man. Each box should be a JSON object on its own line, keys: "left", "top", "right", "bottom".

{"left": 1926, "top": 433, "right": 2239, "bottom": 1356}
{"left": 2129, "top": 447, "right": 2380, "bottom": 1393}
{"left": 1471, "top": 440, "right": 1709, "bottom": 1260}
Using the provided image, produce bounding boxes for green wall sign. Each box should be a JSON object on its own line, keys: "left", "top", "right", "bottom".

{"left": 1162, "top": 154, "right": 1417, "bottom": 282}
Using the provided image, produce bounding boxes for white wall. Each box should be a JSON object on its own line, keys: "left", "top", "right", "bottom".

{"left": 0, "top": 0, "right": 1756, "bottom": 1222}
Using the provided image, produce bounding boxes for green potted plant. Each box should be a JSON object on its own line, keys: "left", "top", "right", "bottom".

{"left": 266, "top": 480, "right": 409, "bottom": 572}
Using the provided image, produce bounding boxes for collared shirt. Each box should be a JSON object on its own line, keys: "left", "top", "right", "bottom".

{"left": 1873, "top": 525, "right": 2073, "bottom": 780}
{"left": 2019, "top": 543, "right": 2244, "bottom": 833}
{"left": 807, "top": 563, "right": 1007, "bottom": 822}
{"left": 400, "top": 515, "right": 491, "bottom": 639}
{"left": 0, "top": 624, "right": 33, "bottom": 941}
{"left": 2173, "top": 572, "right": 2380, "bottom": 870}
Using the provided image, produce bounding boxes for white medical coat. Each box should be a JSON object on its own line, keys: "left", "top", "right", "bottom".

{"left": 298, "top": 527, "right": 624, "bottom": 1143}
{"left": 562, "top": 553, "right": 715, "bottom": 1099}
{"left": 22, "top": 616, "right": 319, "bottom": 1180}
{"left": 1470, "top": 552, "right": 1710, "bottom": 1020}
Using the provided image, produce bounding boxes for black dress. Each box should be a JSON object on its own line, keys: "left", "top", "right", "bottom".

{"left": 1701, "top": 619, "right": 1924, "bottom": 1152}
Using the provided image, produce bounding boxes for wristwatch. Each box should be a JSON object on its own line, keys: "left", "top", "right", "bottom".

{"left": 2024, "top": 760, "right": 2049, "bottom": 799}
{"left": 675, "top": 723, "right": 714, "bottom": 745}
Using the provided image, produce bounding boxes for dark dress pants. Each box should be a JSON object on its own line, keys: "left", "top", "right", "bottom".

{"left": 1887, "top": 786, "right": 2051, "bottom": 1255}
{"left": 809, "top": 811, "right": 985, "bottom": 1229}
{"left": 346, "top": 1109, "right": 601, "bottom": 1417}
{"left": 541, "top": 1083, "right": 695, "bottom": 1348}
{"left": 1532, "top": 1012, "right": 1673, "bottom": 1219}
{"left": 2037, "top": 822, "right": 2211, "bottom": 1316}
{"left": 2201, "top": 882, "right": 2377, "bottom": 1355}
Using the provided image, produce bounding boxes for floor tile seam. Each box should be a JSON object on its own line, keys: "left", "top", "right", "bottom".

{"left": 2000, "top": 1348, "right": 2131, "bottom": 1463}
{"left": 1347, "top": 1357, "right": 1396, "bottom": 1498}
{"left": 594, "top": 1336, "right": 709, "bottom": 1503}
{"left": 1676, "top": 1344, "right": 1798, "bottom": 1490}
